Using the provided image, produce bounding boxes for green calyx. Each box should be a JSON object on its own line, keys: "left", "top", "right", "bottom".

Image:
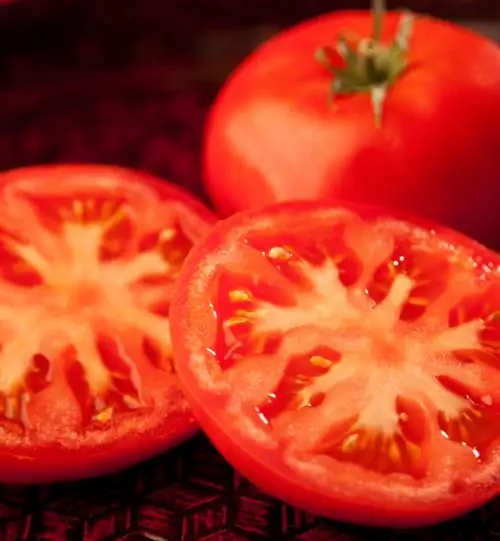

{"left": 315, "top": 6, "right": 415, "bottom": 128}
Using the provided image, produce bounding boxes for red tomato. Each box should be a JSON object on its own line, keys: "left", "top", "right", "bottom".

{"left": 0, "top": 164, "right": 216, "bottom": 484}
{"left": 203, "top": 11, "right": 500, "bottom": 249}
{"left": 171, "top": 201, "right": 500, "bottom": 528}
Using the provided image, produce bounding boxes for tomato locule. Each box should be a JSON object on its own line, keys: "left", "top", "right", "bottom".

{"left": 171, "top": 202, "right": 500, "bottom": 527}
{"left": 0, "top": 164, "right": 216, "bottom": 483}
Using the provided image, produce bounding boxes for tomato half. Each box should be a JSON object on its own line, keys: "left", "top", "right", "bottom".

{"left": 203, "top": 11, "right": 500, "bottom": 249}
{"left": 171, "top": 201, "right": 500, "bottom": 528}
{"left": 0, "top": 164, "right": 216, "bottom": 484}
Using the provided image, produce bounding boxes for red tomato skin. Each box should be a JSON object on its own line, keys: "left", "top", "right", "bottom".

{"left": 1, "top": 163, "right": 217, "bottom": 229}
{"left": 0, "top": 164, "right": 217, "bottom": 484}
{"left": 204, "top": 12, "right": 500, "bottom": 249}
{"left": 0, "top": 409, "right": 198, "bottom": 485}
{"left": 170, "top": 201, "right": 500, "bottom": 528}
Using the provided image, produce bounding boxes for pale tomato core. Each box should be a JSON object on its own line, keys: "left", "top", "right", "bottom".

{"left": 0, "top": 168, "right": 201, "bottom": 439}
{"left": 185, "top": 208, "right": 500, "bottom": 489}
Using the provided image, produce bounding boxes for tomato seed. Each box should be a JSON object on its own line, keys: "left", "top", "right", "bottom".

{"left": 142, "top": 335, "right": 175, "bottom": 373}
{"left": 0, "top": 236, "right": 43, "bottom": 287}
{"left": 256, "top": 347, "right": 340, "bottom": 423}
{"left": 367, "top": 241, "right": 449, "bottom": 321}
{"left": 99, "top": 211, "right": 134, "bottom": 261}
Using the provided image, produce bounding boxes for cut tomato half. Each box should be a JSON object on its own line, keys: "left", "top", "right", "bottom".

{"left": 170, "top": 202, "right": 500, "bottom": 528}
{"left": 0, "top": 164, "right": 216, "bottom": 483}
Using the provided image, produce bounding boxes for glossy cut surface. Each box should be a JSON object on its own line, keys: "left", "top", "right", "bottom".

{"left": 0, "top": 164, "right": 216, "bottom": 483}
{"left": 171, "top": 202, "right": 500, "bottom": 527}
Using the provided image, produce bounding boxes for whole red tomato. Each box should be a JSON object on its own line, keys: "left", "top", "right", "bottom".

{"left": 0, "top": 164, "right": 216, "bottom": 484}
{"left": 171, "top": 200, "right": 500, "bottom": 528}
{"left": 203, "top": 11, "right": 500, "bottom": 249}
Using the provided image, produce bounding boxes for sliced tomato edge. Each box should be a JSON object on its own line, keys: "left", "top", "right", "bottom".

{"left": 178, "top": 388, "right": 497, "bottom": 527}
{"left": 0, "top": 410, "right": 198, "bottom": 484}
{"left": 0, "top": 164, "right": 214, "bottom": 482}
{"left": 170, "top": 200, "right": 500, "bottom": 527}
{"left": 0, "top": 163, "right": 218, "bottom": 230}
{"left": 171, "top": 332, "right": 500, "bottom": 527}
{"left": 179, "top": 200, "right": 495, "bottom": 263}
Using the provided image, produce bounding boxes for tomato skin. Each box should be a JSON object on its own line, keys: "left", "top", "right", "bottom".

{"left": 204, "top": 11, "right": 500, "bottom": 249}
{"left": 0, "top": 164, "right": 217, "bottom": 484}
{"left": 1, "top": 164, "right": 217, "bottom": 230}
{"left": 0, "top": 407, "right": 197, "bottom": 485}
{"left": 170, "top": 201, "right": 500, "bottom": 528}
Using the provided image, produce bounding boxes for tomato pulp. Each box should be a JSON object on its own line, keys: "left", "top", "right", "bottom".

{"left": 0, "top": 164, "right": 216, "bottom": 483}
{"left": 171, "top": 202, "right": 500, "bottom": 527}
{"left": 203, "top": 11, "right": 500, "bottom": 249}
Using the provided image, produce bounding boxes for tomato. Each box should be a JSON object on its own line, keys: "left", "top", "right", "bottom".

{"left": 0, "top": 164, "right": 216, "bottom": 484}
{"left": 170, "top": 201, "right": 500, "bottom": 528}
{"left": 203, "top": 11, "right": 500, "bottom": 249}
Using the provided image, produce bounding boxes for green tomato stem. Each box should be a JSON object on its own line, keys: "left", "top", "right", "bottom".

{"left": 372, "top": 0, "right": 386, "bottom": 41}
{"left": 315, "top": 2, "right": 414, "bottom": 128}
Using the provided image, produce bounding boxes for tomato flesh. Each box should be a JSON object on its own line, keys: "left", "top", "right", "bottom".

{"left": 171, "top": 202, "right": 500, "bottom": 527}
{"left": 0, "top": 164, "right": 216, "bottom": 483}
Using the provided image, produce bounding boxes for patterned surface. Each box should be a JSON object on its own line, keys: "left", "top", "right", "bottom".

{"left": 0, "top": 0, "right": 497, "bottom": 31}
{"left": 0, "top": 4, "right": 499, "bottom": 540}
{"left": 0, "top": 433, "right": 499, "bottom": 540}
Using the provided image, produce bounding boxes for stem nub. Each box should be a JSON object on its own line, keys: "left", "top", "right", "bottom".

{"left": 315, "top": 4, "right": 415, "bottom": 128}
{"left": 372, "top": 0, "right": 386, "bottom": 41}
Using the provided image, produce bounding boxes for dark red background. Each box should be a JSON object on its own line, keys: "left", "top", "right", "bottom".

{"left": 0, "top": 1, "right": 499, "bottom": 539}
